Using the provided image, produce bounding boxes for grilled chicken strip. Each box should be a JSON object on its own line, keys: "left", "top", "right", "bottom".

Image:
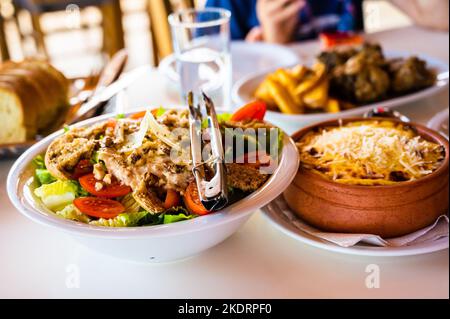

{"left": 132, "top": 181, "right": 165, "bottom": 215}
{"left": 44, "top": 123, "right": 107, "bottom": 180}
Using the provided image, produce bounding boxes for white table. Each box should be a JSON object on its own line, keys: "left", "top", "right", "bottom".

{"left": 0, "top": 26, "right": 448, "bottom": 299}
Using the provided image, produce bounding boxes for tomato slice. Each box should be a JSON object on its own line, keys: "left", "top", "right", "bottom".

{"left": 129, "top": 111, "right": 147, "bottom": 120}
{"left": 231, "top": 101, "right": 267, "bottom": 122}
{"left": 129, "top": 109, "right": 160, "bottom": 120}
{"left": 106, "top": 118, "right": 117, "bottom": 129}
{"left": 74, "top": 197, "right": 125, "bottom": 219}
{"left": 79, "top": 173, "right": 132, "bottom": 198}
{"left": 71, "top": 159, "right": 93, "bottom": 180}
{"left": 183, "top": 182, "right": 210, "bottom": 216}
{"left": 164, "top": 189, "right": 181, "bottom": 209}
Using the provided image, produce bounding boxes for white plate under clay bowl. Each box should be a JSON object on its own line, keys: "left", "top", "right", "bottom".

{"left": 428, "top": 108, "right": 449, "bottom": 139}
{"left": 262, "top": 197, "right": 449, "bottom": 257}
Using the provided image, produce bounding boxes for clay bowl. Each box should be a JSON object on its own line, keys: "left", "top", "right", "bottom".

{"left": 284, "top": 117, "right": 449, "bottom": 238}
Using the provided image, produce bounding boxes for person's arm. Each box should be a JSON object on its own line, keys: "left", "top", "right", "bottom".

{"left": 390, "top": 0, "right": 449, "bottom": 31}
{"left": 205, "top": 0, "right": 257, "bottom": 40}
{"left": 255, "top": 0, "right": 306, "bottom": 43}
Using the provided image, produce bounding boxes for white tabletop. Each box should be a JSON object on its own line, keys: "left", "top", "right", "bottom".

{"left": 1, "top": 26, "right": 448, "bottom": 299}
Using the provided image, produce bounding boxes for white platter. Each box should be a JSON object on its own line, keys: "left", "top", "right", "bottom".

{"left": 262, "top": 199, "right": 449, "bottom": 257}
{"left": 233, "top": 51, "right": 449, "bottom": 133}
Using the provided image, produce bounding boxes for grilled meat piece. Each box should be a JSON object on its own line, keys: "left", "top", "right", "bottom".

{"left": 99, "top": 150, "right": 138, "bottom": 188}
{"left": 44, "top": 123, "right": 107, "bottom": 180}
{"left": 388, "top": 57, "right": 436, "bottom": 93}
{"left": 132, "top": 181, "right": 165, "bottom": 214}
{"left": 353, "top": 66, "right": 390, "bottom": 103}
{"left": 330, "top": 49, "right": 390, "bottom": 104}
{"left": 317, "top": 47, "right": 358, "bottom": 70}
{"left": 226, "top": 163, "right": 269, "bottom": 192}
{"left": 97, "top": 113, "right": 193, "bottom": 194}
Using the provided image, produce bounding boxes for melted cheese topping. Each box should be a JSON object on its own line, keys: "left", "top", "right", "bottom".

{"left": 298, "top": 121, "right": 445, "bottom": 185}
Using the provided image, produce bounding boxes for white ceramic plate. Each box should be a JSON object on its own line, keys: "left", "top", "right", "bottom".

{"left": 7, "top": 109, "right": 300, "bottom": 263}
{"left": 262, "top": 200, "right": 449, "bottom": 257}
{"left": 233, "top": 51, "right": 450, "bottom": 133}
{"left": 428, "top": 108, "right": 449, "bottom": 139}
{"left": 159, "top": 41, "right": 301, "bottom": 86}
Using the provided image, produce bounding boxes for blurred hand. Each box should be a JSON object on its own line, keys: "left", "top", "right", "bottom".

{"left": 256, "top": 0, "right": 306, "bottom": 44}
{"left": 246, "top": 26, "right": 264, "bottom": 42}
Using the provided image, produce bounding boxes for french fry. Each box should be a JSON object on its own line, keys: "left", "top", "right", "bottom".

{"left": 274, "top": 69, "right": 303, "bottom": 106}
{"left": 294, "top": 62, "right": 327, "bottom": 97}
{"left": 255, "top": 76, "right": 282, "bottom": 110}
{"left": 311, "top": 62, "right": 327, "bottom": 78}
{"left": 275, "top": 69, "right": 297, "bottom": 90}
{"left": 255, "top": 78, "right": 275, "bottom": 103}
{"left": 325, "top": 98, "right": 340, "bottom": 113}
{"left": 290, "top": 65, "right": 308, "bottom": 82}
{"left": 303, "top": 79, "right": 329, "bottom": 109}
{"left": 267, "top": 78, "right": 304, "bottom": 114}
{"left": 253, "top": 62, "right": 337, "bottom": 115}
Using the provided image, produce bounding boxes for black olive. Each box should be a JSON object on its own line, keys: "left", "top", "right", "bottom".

{"left": 389, "top": 171, "right": 409, "bottom": 182}
{"left": 102, "top": 136, "right": 114, "bottom": 148}
{"left": 130, "top": 153, "right": 141, "bottom": 164}
{"left": 308, "top": 148, "right": 318, "bottom": 156}
{"left": 315, "top": 166, "right": 329, "bottom": 173}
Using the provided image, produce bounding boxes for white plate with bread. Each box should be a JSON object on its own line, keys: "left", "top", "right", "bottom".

{"left": 0, "top": 59, "right": 92, "bottom": 158}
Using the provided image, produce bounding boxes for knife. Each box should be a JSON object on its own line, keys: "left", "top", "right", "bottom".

{"left": 68, "top": 65, "right": 148, "bottom": 124}
{"left": 69, "top": 49, "right": 128, "bottom": 108}
{"left": 93, "top": 49, "right": 128, "bottom": 96}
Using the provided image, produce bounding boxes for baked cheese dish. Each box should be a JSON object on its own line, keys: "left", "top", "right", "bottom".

{"left": 298, "top": 120, "right": 445, "bottom": 185}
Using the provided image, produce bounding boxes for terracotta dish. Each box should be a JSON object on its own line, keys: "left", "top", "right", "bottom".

{"left": 284, "top": 118, "right": 449, "bottom": 238}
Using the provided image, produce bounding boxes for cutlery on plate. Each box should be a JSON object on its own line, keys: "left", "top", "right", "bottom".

{"left": 364, "top": 107, "right": 411, "bottom": 122}
{"left": 67, "top": 65, "right": 148, "bottom": 125}
{"left": 66, "top": 49, "right": 130, "bottom": 124}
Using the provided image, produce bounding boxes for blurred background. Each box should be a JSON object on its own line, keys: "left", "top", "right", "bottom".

{"left": 0, "top": 0, "right": 413, "bottom": 78}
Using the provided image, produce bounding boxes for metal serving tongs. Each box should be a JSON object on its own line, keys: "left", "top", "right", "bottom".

{"left": 188, "top": 92, "right": 228, "bottom": 211}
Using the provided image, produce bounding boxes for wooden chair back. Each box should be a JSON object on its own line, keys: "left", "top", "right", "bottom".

{"left": 12, "top": 0, "right": 125, "bottom": 60}
{"left": 148, "top": 0, "right": 195, "bottom": 66}
{"left": 0, "top": 15, "right": 10, "bottom": 61}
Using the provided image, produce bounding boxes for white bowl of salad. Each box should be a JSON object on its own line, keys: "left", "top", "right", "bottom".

{"left": 7, "top": 104, "right": 299, "bottom": 263}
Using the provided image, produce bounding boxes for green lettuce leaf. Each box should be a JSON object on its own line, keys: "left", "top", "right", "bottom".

{"left": 203, "top": 113, "right": 233, "bottom": 128}
{"left": 154, "top": 106, "right": 166, "bottom": 117}
{"left": 33, "top": 155, "right": 57, "bottom": 185}
{"left": 56, "top": 204, "right": 91, "bottom": 223}
{"left": 90, "top": 211, "right": 150, "bottom": 227}
{"left": 137, "top": 207, "right": 197, "bottom": 226}
{"left": 34, "top": 180, "right": 79, "bottom": 211}
{"left": 90, "top": 151, "right": 100, "bottom": 164}
{"left": 35, "top": 169, "right": 56, "bottom": 185}
{"left": 163, "top": 213, "right": 196, "bottom": 224}
{"left": 33, "top": 155, "right": 46, "bottom": 169}
{"left": 72, "top": 181, "right": 90, "bottom": 197}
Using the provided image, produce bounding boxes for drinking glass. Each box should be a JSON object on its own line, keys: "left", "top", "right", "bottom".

{"left": 169, "top": 8, "right": 232, "bottom": 110}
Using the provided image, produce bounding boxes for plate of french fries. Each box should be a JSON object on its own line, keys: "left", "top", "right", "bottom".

{"left": 253, "top": 62, "right": 352, "bottom": 114}
{"left": 232, "top": 52, "right": 449, "bottom": 130}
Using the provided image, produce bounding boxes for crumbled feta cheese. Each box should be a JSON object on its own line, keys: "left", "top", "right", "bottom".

{"left": 93, "top": 163, "right": 105, "bottom": 181}
{"left": 95, "top": 182, "right": 104, "bottom": 192}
